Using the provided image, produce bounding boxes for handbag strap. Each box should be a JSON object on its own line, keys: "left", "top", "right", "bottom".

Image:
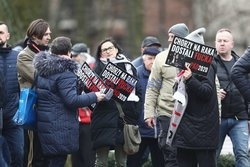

{"left": 115, "top": 101, "right": 126, "bottom": 124}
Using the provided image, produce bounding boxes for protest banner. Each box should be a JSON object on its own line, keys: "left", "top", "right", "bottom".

{"left": 100, "top": 62, "right": 137, "bottom": 103}
{"left": 77, "top": 62, "right": 107, "bottom": 110}
{"left": 166, "top": 36, "right": 215, "bottom": 76}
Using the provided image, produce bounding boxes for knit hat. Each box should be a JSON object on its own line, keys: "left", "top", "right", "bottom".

{"left": 168, "top": 23, "right": 189, "bottom": 38}
{"left": 185, "top": 28, "right": 206, "bottom": 44}
{"left": 141, "top": 36, "right": 161, "bottom": 48}
{"left": 71, "top": 43, "right": 88, "bottom": 55}
{"left": 143, "top": 47, "right": 160, "bottom": 56}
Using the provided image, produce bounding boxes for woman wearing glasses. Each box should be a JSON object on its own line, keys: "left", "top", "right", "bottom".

{"left": 91, "top": 38, "right": 141, "bottom": 167}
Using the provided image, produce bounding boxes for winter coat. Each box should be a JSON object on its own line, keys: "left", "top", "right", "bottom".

{"left": 34, "top": 52, "right": 97, "bottom": 155}
{"left": 132, "top": 56, "right": 143, "bottom": 68}
{"left": 144, "top": 49, "right": 179, "bottom": 119}
{"left": 214, "top": 52, "right": 248, "bottom": 120}
{"left": 17, "top": 40, "right": 48, "bottom": 88}
{"left": 175, "top": 63, "right": 219, "bottom": 149}
{"left": 231, "top": 47, "right": 250, "bottom": 116}
{"left": 0, "top": 47, "right": 19, "bottom": 119}
{"left": 91, "top": 54, "right": 140, "bottom": 150}
{"left": 0, "top": 67, "right": 5, "bottom": 108}
{"left": 136, "top": 65, "right": 160, "bottom": 138}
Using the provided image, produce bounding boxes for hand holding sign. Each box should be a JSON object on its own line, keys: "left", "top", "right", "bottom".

{"left": 100, "top": 62, "right": 137, "bottom": 103}
{"left": 166, "top": 36, "right": 215, "bottom": 76}
{"left": 95, "top": 92, "right": 106, "bottom": 102}
{"left": 183, "top": 64, "right": 192, "bottom": 80}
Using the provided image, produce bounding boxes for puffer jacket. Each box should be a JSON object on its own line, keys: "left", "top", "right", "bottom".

{"left": 175, "top": 63, "right": 219, "bottom": 149}
{"left": 34, "top": 52, "right": 97, "bottom": 155}
{"left": 232, "top": 47, "right": 250, "bottom": 103}
{"left": 0, "top": 47, "right": 19, "bottom": 119}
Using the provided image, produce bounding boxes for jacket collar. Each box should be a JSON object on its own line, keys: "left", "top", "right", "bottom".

{"left": 34, "top": 51, "right": 78, "bottom": 77}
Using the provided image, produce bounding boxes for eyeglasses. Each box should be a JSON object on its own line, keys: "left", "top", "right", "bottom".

{"left": 101, "top": 46, "right": 115, "bottom": 53}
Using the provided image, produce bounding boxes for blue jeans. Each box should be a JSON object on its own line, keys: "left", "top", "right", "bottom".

{"left": 2, "top": 118, "right": 24, "bottom": 167}
{"left": 216, "top": 118, "right": 249, "bottom": 167}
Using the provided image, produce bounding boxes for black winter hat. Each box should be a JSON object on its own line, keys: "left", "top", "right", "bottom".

{"left": 141, "top": 36, "right": 161, "bottom": 48}
{"left": 71, "top": 43, "right": 88, "bottom": 55}
{"left": 143, "top": 47, "right": 160, "bottom": 56}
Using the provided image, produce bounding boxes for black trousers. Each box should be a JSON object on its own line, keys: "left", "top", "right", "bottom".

{"left": 177, "top": 148, "right": 216, "bottom": 167}
{"left": 158, "top": 116, "right": 178, "bottom": 167}
{"left": 71, "top": 124, "right": 96, "bottom": 167}
{"left": 127, "top": 137, "right": 164, "bottom": 167}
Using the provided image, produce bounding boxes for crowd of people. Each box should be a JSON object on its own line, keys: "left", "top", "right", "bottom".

{"left": 0, "top": 18, "right": 249, "bottom": 167}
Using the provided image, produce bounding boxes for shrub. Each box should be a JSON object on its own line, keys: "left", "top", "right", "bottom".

{"left": 218, "top": 154, "right": 235, "bottom": 167}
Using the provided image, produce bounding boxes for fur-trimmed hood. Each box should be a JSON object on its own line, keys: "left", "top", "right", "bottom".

{"left": 34, "top": 51, "right": 78, "bottom": 77}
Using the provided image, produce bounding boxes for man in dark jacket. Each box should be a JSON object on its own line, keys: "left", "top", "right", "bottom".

{"left": 132, "top": 36, "right": 162, "bottom": 68}
{"left": 214, "top": 29, "right": 249, "bottom": 167}
{"left": 127, "top": 47, "right": 164, "bottom": 167}
{"left": 0, "top": 21, "right": 24, "bottom": 167}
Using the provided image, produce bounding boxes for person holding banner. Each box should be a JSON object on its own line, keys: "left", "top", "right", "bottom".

{"left": 33, "top": 36, "right": 105, "bottom": 167}
{"left": 214, "top": 29, "right": 249, "bottom": 167}
{"left": 144, "top": 23, "right": 189, "bottom": 167}
{"left": 92, "top": 38, "right": 140, "bottom": 167}
{"left": 172, "top": 28, "right": 219, "bottom": 167}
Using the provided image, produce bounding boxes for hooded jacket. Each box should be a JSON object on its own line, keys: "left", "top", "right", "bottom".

{"left": 34, "top": 51, "right": 97, "bottom": 155}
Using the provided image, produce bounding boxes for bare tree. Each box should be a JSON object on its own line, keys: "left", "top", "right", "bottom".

{"left": 192, "top": 0, "right": 250, "bottom": 53}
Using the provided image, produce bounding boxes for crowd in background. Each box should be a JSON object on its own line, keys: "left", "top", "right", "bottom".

{"left": 0, "top": 18, "right": 250, "bottom": 167}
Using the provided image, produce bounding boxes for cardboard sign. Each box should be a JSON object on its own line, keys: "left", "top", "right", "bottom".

{"left": 100, "top": 62, "right": 137, "bottom": 103}
{"left": 166, "top": 36, "right": 215, "bottom": 76}
{"left": 77, "top": 62, "right": 107, "bottom": 110}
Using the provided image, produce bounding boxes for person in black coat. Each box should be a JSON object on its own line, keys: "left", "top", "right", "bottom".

{"left": 34, "top": 37, "right": 105, "bottom": 167}
{"left": 127, "top": 47, "right": 164, "bottom": 167}
{"left": 92, "top": 38, "right": 140, "bottom": 166}
{"left": 232, "top": 46, "right": 250, "bottom": 111}
{"left": 174, "top": 28, "right": 219, "bottom": 167}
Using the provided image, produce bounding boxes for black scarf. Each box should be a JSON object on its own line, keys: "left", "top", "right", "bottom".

{"left": 27, "top": 39, "right": 49, "bottom": 53}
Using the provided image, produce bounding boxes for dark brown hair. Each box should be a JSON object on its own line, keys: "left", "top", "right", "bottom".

{"left": 95, "top": 37, "right": 122, "bottom": 58}
{"left": 50, "top": 36, "right": 72, "bottom": 55}
{"left": 26, "top": 19, "right": 50, "bottom": 40}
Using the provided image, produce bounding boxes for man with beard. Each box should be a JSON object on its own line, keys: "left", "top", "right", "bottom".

{"left": 0, "top": 21, "right": 23, "bottom": 167}
{"left": 17, "top": 18, "right": 51, "bottom": 167}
